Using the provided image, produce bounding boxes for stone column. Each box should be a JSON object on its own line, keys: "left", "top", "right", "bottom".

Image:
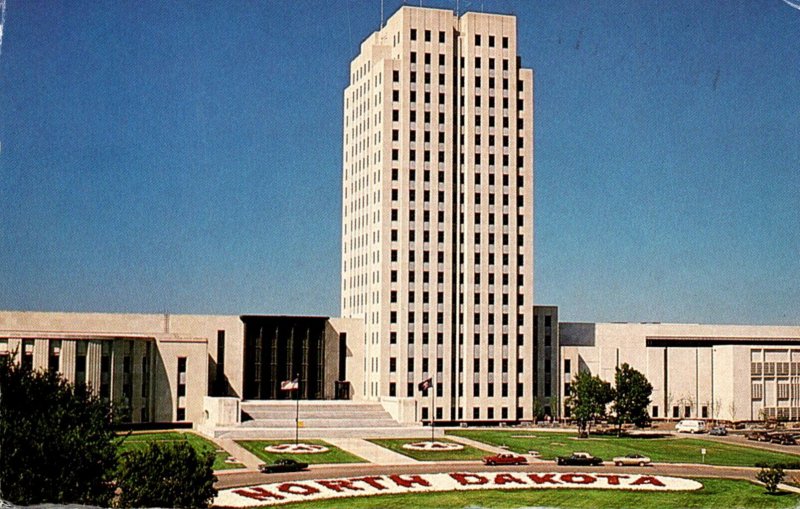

{"left": 86, "top": 341, "right": 102, "bottom": 392}
{"left": 33, "top": 339, "right": 49, "bottom": 371}
{"left": 61, "top": 340, "right": 77, "bottom": 382}
{"left": 8, "top": 338, "right": 21, "bottom": 365}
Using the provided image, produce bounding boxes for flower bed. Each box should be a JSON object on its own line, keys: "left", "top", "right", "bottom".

{"left": 215, "top": 471, "right": 703, "bottom": 507}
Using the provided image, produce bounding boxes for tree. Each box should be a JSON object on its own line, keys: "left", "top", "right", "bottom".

{"left": 612, "top": 363, "right": 653, "bottom": 435}
{"left": 757, "top": 466, "right": 785, "bottom": 494}
{"left": 566, "top": 371, "right": 613, "bottom": 436}
{"left": 0, "top": 359, "right": 117, "bottom": 506}
{"left": 115, "top": 441, "right": 217, "bottom": 508}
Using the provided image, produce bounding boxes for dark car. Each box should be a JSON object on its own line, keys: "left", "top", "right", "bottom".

{"left": 746, "top": 430, "right": 770, "bottom": 442}
{"left": 482, "top": 453, "right": 528, "bottom": 466}
{"left": 259, "top": 459, "right": 309, "bottom": 474}
{"left": 769, "top": 433, "right": 798, "bottom": 445}
{"left": 556, "top": 452, "right": 603, "bottom": 466}
{"left": 709, "top": 426, "right": 727, "bottom": 436}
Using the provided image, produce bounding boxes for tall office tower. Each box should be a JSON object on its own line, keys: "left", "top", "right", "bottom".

{"left": 341, "top": 6, "right": 534, "bottom": 423}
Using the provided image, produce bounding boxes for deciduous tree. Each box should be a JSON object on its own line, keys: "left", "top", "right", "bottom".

{"left": 612, "top": 363, "right": 653, "bottom": 435}
{"left": 566, "top": 371, "right": 613, "bottom": 436}
{"left": 0, "top": 359, "right": 117, "bottom": 506}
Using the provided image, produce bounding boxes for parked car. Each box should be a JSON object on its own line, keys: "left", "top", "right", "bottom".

{"left": 675, "top": 419, "right": 707, "bottom": 433}
{"left": 483, "top": 453, "right": 528, "bottom": 465}
{"left": 259, "top": 459, "right": 309, "bottom": 474}
{"left": 746, "top": 430, "right": 771, "bottom": 442}
{"left": 555, "top": 452, "right": 603, "bottom": 466}
{"left": 769, "top": 433, "right": 798, "bottom": 445}
{"left": 612, "top": 454, "right": 652, "bottom": 466}
{"left": 709, "top": 426, "right": 727, "bottom": 436}
{"left": 483, "top": 453, "right": 528, "bottom": 466}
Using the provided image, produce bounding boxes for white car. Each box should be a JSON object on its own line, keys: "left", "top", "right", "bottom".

{"left": 613, "top": 454, "right": 652, "bottom": 466}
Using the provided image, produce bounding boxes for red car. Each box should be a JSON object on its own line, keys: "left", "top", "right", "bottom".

{"left": 482, "top": 453, "right": 528, "bottom": 466}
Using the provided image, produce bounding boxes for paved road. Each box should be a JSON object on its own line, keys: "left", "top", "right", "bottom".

{"left": 215, "top": 461, "right": 763, "bottom": 490}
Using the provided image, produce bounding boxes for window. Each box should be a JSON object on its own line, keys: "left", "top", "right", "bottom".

{"left": 652, "top": 405, "right": 659, "bottom": 418}
{"left": 475, "top": 34, "right": 481, "bottom": 45}
{"left": 425, "top": 30, "right": 431, "bottom": 42}
{"left": 684, "top": 406, "right": 691, "bottom": 418}
{"left": 489, "top": 35, "right": 495, "bottom": 47}
{"left": 176, "top": 356, "right": 187, "bottom": 421}
{"left": 439, "top": 31, "right": 445, "bottom": 43}
{"left": 411, "top": 28, "right": 417, "bottom": 41}
{"left": 502, "top": 36, "right": 509, "bottom": 48}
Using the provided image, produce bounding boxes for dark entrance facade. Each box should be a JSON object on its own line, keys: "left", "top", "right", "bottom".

{"left": 242, "top": 315, "right": 335, "bottom": 400}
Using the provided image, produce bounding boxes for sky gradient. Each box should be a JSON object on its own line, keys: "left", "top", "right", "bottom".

{"left": 0, "top": 1, "right": 798, "bottom": 324}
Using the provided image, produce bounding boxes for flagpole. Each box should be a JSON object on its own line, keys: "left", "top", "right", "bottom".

{"left": 295, "top": 373, "right": 300, "bottom": 446}
{"left": 431, "top": 374, "right": 435, "bottom": 443}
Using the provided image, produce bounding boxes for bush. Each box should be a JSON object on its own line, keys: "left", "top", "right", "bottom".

{"left": 0, "top": 360, "right": 117, "bottom": 506}
{"left": 755, "top": 462, "right": 800, "bottom": 470}
{"left": 756, "top": 466, "right": 785, "bottom": 494}
{"left": 115, "top": 441, "right": 217, "bottom": 508}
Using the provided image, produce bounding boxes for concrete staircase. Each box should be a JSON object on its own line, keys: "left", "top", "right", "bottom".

{"left": 209, "top": 400, "right": 408, "bottom": 439}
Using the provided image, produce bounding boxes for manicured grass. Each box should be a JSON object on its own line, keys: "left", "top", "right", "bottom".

{"left": 235, "top": 439, "right": 365, "bottom": 464}
{"left": 367, "top": 438, "right": 489, "bottom": 461}
{"left": 445, "top": 430, "right": 800, "bottom": 467}
{"left": 252, "top": 478, "right": 799, "bottom": 509}
{"left": 117, "top": 431, "right": 244, "bottom": 470}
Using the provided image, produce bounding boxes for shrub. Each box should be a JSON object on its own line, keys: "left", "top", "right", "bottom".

{"left": 756, "top": 466, "right": 785, "bottom": 494}
{"left": 0, "top": 360, "right": 117, "bottom": 506}
{"left": 115, "top": 441, "right": 217, "bottom": 508}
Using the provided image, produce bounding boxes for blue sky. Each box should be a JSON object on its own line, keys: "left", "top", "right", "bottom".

{"left": 0, "top": 1, "right": 797, "bottom": 324}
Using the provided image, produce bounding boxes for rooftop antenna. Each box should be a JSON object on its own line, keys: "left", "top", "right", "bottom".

{"left": 0, "top": 0, "right": 6, "bottom": 60}
{"left": 380, "top": 0, "right": 384, "bottom": 28}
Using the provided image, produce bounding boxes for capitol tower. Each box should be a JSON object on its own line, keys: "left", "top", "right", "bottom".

{"left": 341, "top": 6, "right": 536, "bottom": 424}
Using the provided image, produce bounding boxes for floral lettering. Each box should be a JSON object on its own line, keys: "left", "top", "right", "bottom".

{"left": 351, "top": 476, "right": 389, "bottom": 490}
{"left": 596, "top": 474, "right": 629, "bottom": 485}
{"left": 389, "top": 474, "right": 431, "bottom": 488}
{"left": 493, "top": 473, "right": 527, "bottom": 485}
{"left": 528, "top": 473, "right": 561, "bottom": 484}
{"left": 631, "top": 476, "right": 666, "bottom": 487}
{"left": 450, "top": 473, "right": 489, "bottom": 486}
{"left": 560, "top": 474, "right": 596, "bottom": 485}
{"left": 232, "top": 487, "right": 285, "bottom": 501}
{"left": 317, "top": 480, "right": 364, "bottom": 492}
{"left": 277, "top": 483, "right": 320, "bottom": 496}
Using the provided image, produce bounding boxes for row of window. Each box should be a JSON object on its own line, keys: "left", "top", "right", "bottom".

{"left": 393, "top": 357, "right": 521, "bottom": 374}
{"left": 388, "top": 380, "right": 523, "bottom": 400}
{"left": 408, "top": 28, "right": 510, "bottom": 50}
{"left": 389, "top": 331, "right": 526, "bottom": 346}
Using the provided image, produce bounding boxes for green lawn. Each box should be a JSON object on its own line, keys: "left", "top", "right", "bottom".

{"left": 367, "top": 438, "right": 489, "bottom": 461}
{"left": 251, "top": 478, "right": 798, "bottom": 509}
{"left": 235, "top": 439, "right": 365, "bottom": 464}
{"left": 117, "top": 431, "right": 244, "bottom": 470}
{"left": 445, "top": 430, "right": 800, "bottom": 467}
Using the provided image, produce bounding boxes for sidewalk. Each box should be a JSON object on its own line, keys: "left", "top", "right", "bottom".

{"left": 324, "top": 437, "right": 418, "bottom": 465}
{"left": 215, "top": 438, "right": 264, "bottom": 470}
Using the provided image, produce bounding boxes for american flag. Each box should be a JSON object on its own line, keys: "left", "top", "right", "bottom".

{"left": 280, "top": 378, "right": 299, "bottom": 391}
{"left": 417, "top": 377, "right": 432, "bottom": 392}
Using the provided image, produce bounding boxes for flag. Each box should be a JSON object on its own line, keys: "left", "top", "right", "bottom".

{"left": 418, "top": 377, "right": 432, "bottom": 392}
{"left": 280, "top": 378, "right": 299, "bottom": 391}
